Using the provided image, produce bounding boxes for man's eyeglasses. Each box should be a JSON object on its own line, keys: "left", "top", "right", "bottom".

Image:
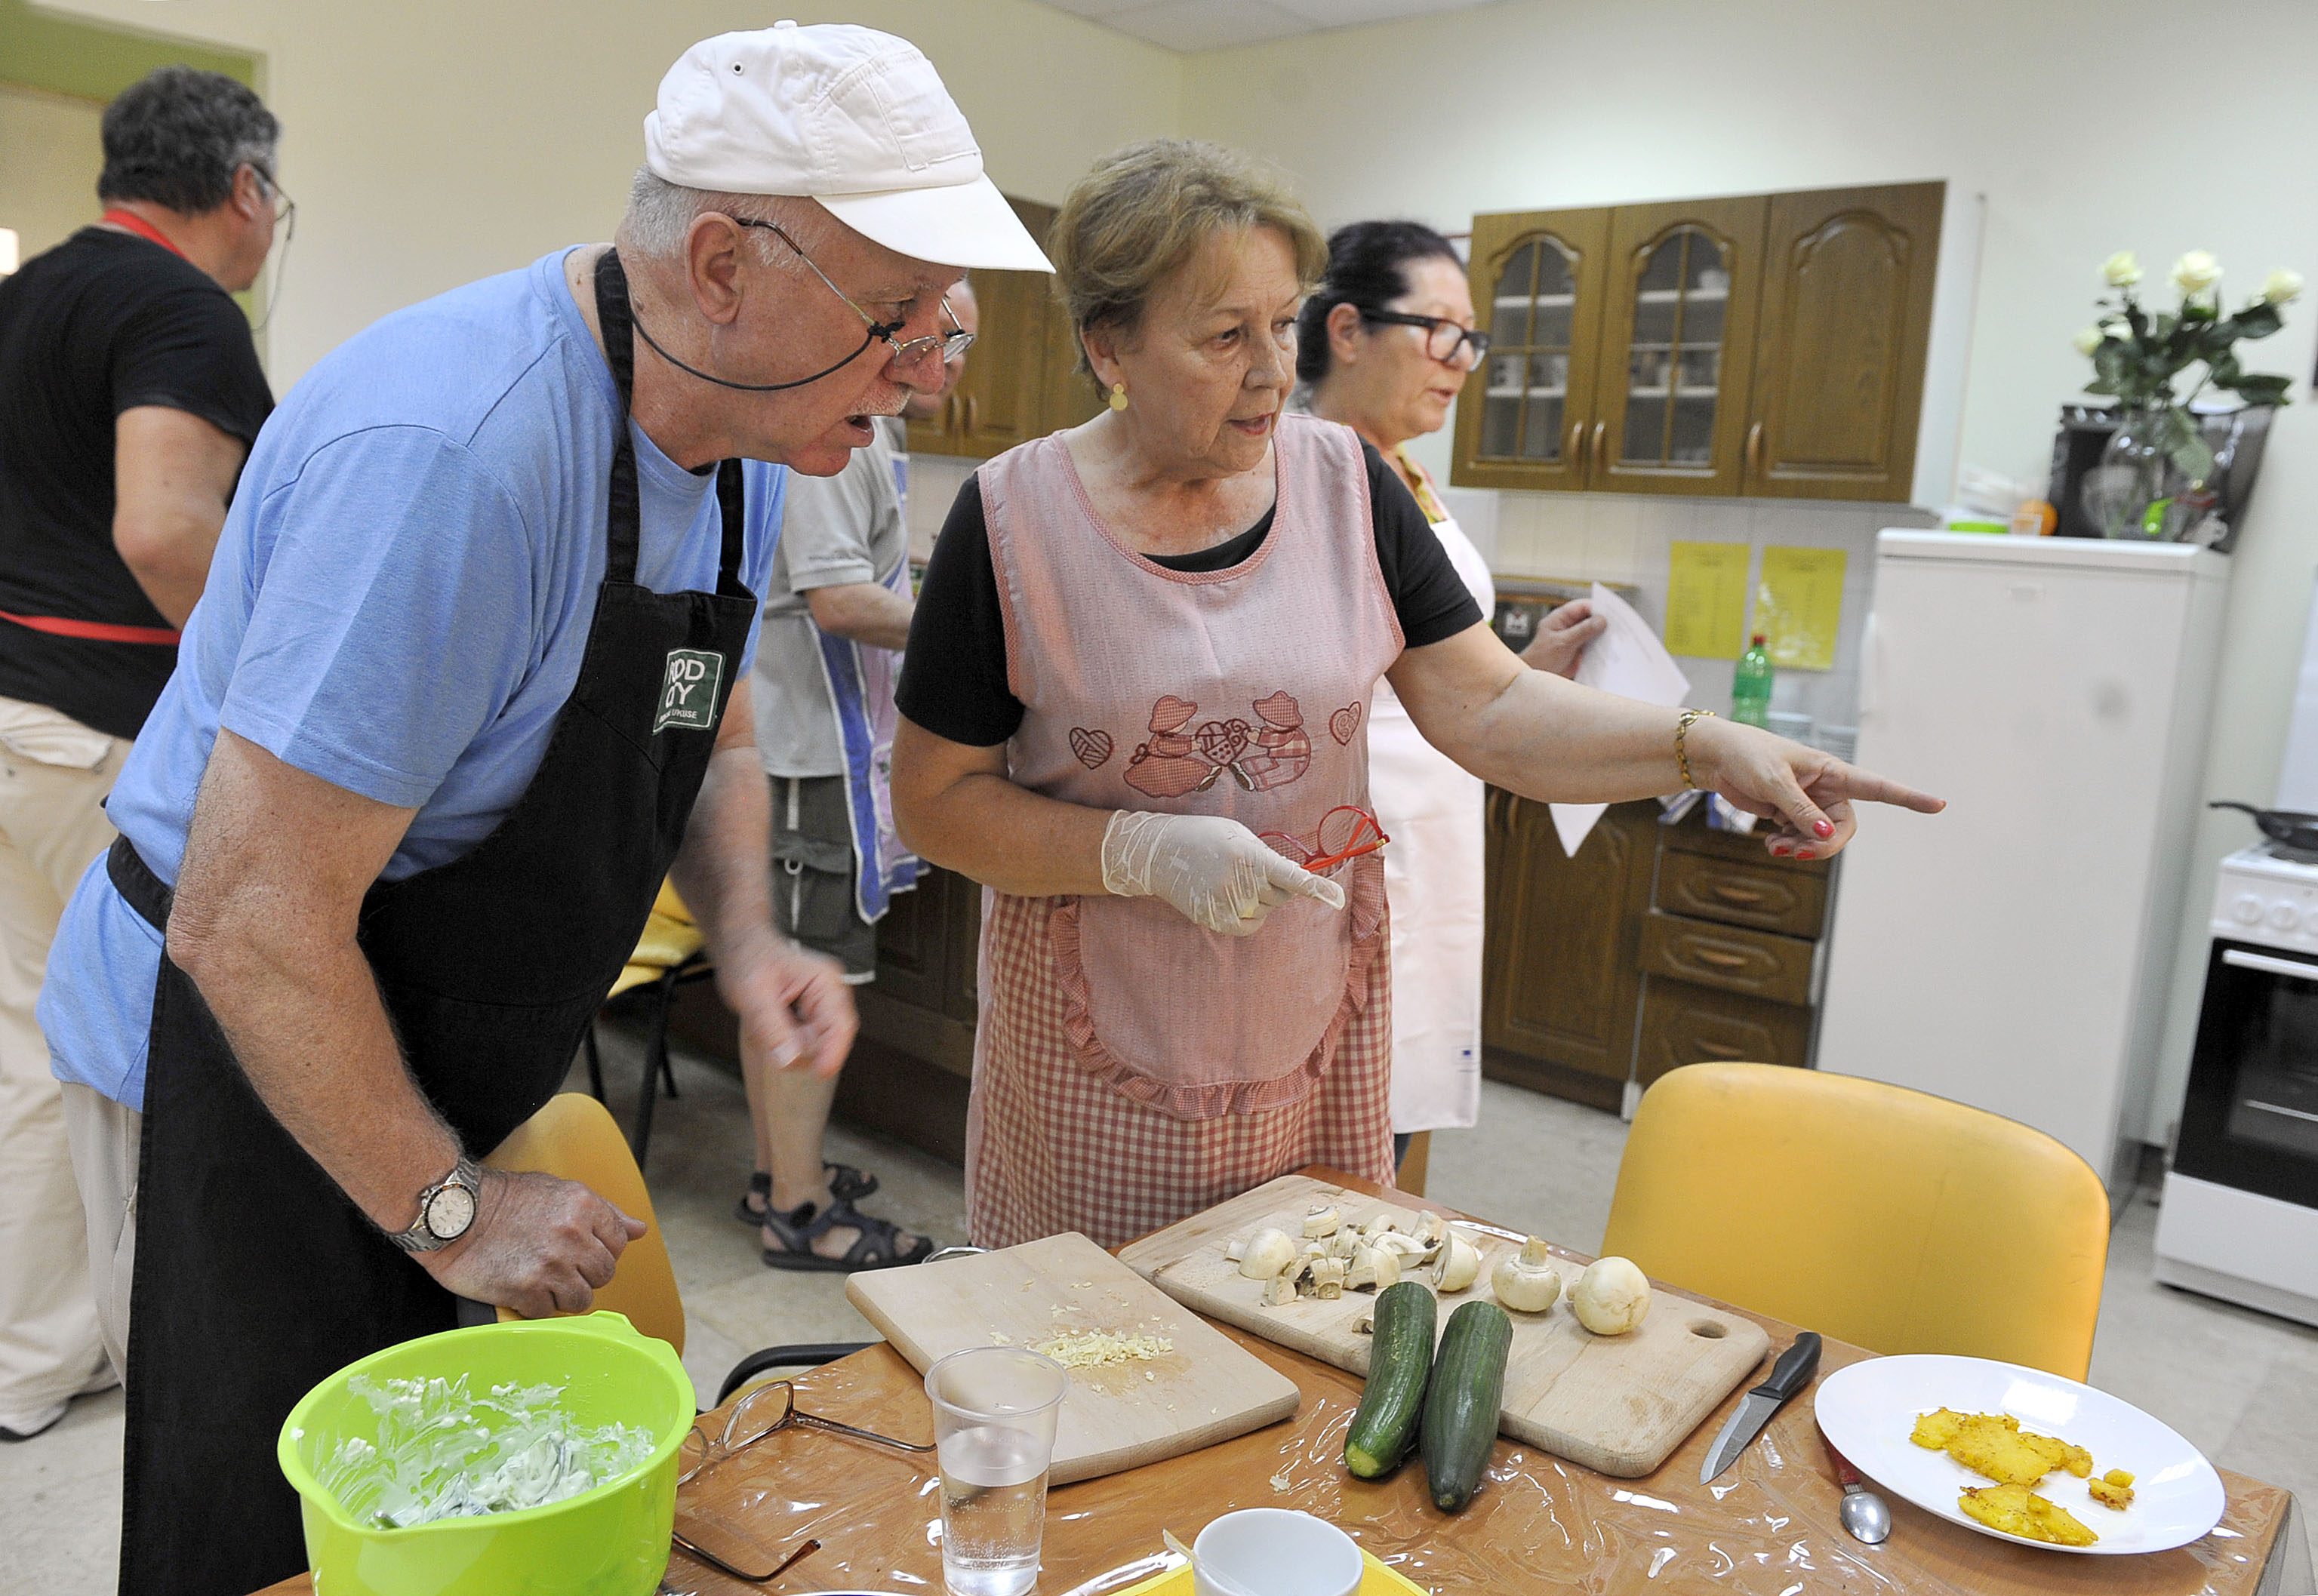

{"left": 1360, "top": 308, "right": 1489, "bottom": 370}
{"left": 670, "top": 1378, "right": 929, "bottom": 1582}
{"left": 246, "top": 166, "right": 294, "bottom": 333}
{"left": 732, "top": 217, "right": 974, "bottom": 370}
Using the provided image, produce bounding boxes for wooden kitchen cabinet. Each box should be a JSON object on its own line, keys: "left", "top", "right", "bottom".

{"left": 1480, "top": 790, "right": 1658, "bottom": 1112}
{"left": 1451, "top": 182, "right": 1941, "bottom": 503}
{"left": 1481, "top": 799, "right": 1835, "bottom": 1113}
{"left": 909, "top": 196, "right": 1103, "bottom": 460}
{"left": 1744, "top": 183, "right": 1943, "bottom": 500}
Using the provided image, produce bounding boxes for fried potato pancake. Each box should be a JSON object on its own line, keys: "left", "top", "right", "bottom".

{"left": 1959, "top": 1482, "right": 2100, "bottom": 1546}
{"left": 2089, "top": 1472, "right": 2136, "bottom": 1510}
{"left": 1910, "top": 1409, "right": 2094, "bottom": 1485}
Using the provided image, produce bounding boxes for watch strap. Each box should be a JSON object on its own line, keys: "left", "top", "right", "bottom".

{"left": 387, "top": 1155, "right": 483, "bottom": 1253}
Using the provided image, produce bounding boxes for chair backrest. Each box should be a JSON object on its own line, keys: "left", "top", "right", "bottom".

{"left": 482, "top": 1093, "right": 686, "bottom": 1354}
{"left": 1599, "top": 1063, "right": 2110, "bottom": 1379}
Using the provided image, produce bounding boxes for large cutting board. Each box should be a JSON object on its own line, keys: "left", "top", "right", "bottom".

{"left": 846, "top": 1231, "right": 1301, "bottom": 1484}
{"left": 1117, "top": 1174, "right": 1771, "bottom": 1478}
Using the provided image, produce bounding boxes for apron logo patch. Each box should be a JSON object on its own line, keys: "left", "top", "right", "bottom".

{"left": 654, "top": 648, "right": 725, "bottom": 733}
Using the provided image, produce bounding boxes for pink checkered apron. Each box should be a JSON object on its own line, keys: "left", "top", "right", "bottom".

{"left": 965, "top": 415, "right": 1405, "bottom": 1250}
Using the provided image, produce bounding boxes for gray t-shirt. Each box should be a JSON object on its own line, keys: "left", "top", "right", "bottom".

{"left": 753, "top": 417, "right": 908, "bottom": 777}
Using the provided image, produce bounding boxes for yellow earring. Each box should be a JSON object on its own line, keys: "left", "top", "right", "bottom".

{"left": 1107, "top": 382, "right": 1128, "bottom": 413}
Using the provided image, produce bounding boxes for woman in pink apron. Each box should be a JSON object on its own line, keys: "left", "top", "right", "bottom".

{"left": 891, "top": 140, "right": 1943, "bottom": 1250}
{"left": 1298, "top": 221, "right": 1607, "bottom": 1179}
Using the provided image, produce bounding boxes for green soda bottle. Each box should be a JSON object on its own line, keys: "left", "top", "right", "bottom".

{"left": 1731, "top": 632, "right": 1772, "bottom": 728}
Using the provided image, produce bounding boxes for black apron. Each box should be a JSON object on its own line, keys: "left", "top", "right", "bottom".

{"left": 112, "top": 250, "right": 759, "bottom": 1596}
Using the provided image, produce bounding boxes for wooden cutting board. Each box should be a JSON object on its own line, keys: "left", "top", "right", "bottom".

{"left": 845, "top": 1231, "right": 1301, "bottom": 1485}
{"left": 1116, "top": 1174, "right": 1772, "bottom": 1478}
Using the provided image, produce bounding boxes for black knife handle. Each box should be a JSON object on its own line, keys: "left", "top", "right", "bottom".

{"left": 1751, "top": 1332, "right": 1822, "bottom": 1401}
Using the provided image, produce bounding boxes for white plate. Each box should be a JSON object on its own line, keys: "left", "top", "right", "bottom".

{"left": 1813, "top": 1354, "right": 2226, "bottom": 1555}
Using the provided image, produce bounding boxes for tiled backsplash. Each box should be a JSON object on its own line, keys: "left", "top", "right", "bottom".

{"left": 1444, "top": 487, "right": 1939, "bottom": 734}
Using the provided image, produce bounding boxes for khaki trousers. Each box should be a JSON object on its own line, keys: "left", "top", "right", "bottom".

{"left": 0, "top": 695, "right": 129, "bottom": 1412}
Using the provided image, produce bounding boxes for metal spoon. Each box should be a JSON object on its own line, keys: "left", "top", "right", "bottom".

{"left": 1825, "top": 1439, "right": 1892, "bottom": 1545}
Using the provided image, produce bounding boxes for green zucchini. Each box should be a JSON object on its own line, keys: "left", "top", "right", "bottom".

{"left": 1421, "top": 1299, "right": 1513, "bottom": 1511}
{"left": 1343, "top": 1280, "right": 1436, "bottom": 1478}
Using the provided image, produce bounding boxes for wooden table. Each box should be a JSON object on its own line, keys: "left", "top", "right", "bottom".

{"left": 256, "top": 1172, "right": 2309, "bottom": 1596}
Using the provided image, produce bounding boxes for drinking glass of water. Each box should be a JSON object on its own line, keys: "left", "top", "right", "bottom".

{"left": 925, "top": 1346, "right": 1069, "bottom": 1596}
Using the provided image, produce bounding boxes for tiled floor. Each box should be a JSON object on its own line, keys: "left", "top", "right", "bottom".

{"left": 6, "top": 1026, "right": 2311, "bottom": 1591}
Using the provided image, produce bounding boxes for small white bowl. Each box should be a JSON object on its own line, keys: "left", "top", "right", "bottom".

{"left": 1192, "top": 1508, "right": 1362, "bottom": 1596}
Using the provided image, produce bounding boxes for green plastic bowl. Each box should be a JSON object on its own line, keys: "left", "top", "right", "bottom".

{"left": 278, "top": 1311, "right": 694, "bottom": 1596}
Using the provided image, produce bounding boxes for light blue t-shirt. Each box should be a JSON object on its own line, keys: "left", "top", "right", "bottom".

{"left": 42, "top": 248, "right": 784, "bottom": 1109}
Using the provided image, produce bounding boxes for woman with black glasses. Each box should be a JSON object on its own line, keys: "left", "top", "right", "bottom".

{"left": 1297, "top": 220, "right": 1607, "bottom": 1177}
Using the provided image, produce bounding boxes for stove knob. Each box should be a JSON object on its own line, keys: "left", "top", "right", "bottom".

{"left": 2233, "top": 893, "right": 2266, "bottom": 925}
{"left": 2272, "top": 902, "right": 2302, "bottom": 931}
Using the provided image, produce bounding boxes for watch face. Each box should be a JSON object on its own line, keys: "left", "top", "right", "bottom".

{"left": 426, "top": 1180, "right": 477, "bottom": 1240}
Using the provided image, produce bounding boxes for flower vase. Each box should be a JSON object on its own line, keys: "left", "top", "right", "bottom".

{"left": 2080, "top": 402, "right": 2193, "bottom": 540}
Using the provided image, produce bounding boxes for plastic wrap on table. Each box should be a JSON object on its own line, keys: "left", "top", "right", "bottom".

{"left": 663, "top": 1338, "right": 2291, "bottom": 1596}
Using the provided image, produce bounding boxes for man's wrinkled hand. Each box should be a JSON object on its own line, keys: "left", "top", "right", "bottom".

{"left": 720, "top": 934, "right": 858, "bottom": 1078}
{"left": 417, "top": 1167, "right": 645, "bottom": 1319}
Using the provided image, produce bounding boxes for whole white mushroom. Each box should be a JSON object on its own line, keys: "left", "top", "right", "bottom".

{"left": 1570, "top": 1256, "right": 1652, "bottom": 1336}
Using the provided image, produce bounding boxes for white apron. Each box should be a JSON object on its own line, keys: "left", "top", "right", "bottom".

{"left": 1371, "top": 451, "right": 1493, "bottom": 1133}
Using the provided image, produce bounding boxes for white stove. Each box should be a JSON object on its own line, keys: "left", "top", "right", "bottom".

{"left": 2152, "top": 842, "right": 2318, "bottom": 1327}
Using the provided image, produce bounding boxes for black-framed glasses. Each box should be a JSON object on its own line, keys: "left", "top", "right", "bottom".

{"left": 1361, "top": 308, "right": 1489, "bottom": 369}
{"left": 670, "top": 1379, "right": 930, "bottom": 1582}
{"left": 732, "top": 217, "right": 974, "bottom": 370}
{"left": 676, "top": 1378, "right": 931, "bottom": 1486}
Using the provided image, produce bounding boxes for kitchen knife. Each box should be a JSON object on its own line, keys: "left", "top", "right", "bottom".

{"left": 1699, "top": 1331, "right": 1822, "bottom": 1484}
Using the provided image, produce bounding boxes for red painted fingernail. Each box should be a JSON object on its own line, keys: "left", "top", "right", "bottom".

{"left": 1795, "top": 849, "right": 1815, "bottom": 860}
{"left": 1814, "top": 820, "right": 1833, "bottom": 838}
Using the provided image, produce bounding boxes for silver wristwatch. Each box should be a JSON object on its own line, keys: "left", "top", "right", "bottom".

{"left": 388, "top": 1156, "right": 484, "bottom": 1253}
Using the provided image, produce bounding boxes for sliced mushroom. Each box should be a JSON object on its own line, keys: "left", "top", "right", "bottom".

{"left": 1302, "top": 1204, "right": 1342, "bottom": 1239}
{"left": 1432, "top": 1231, "right": 1482, "bottom": 1293}
{"left": 1307, "top": 1256, "right": 1348, "bottom": 1300}
{"left": 1238, "top": 1227, "right": 1296, "bottom": 1281}
{"left": 1261, "top": 1273, "right": 1301, "bottom": 1308}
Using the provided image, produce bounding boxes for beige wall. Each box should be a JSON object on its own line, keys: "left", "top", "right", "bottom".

{"left": 1186, "top": 0, "right": 2318, "bottom": 1145}
{"left": 38, "top": 0, "right": 1181, "bottom": 389}
{"left": 0, "top": 82, "right": 105, "bottom": 263}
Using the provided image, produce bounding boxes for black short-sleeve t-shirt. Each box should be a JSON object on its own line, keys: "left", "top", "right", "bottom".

{"left": 0, "top": 226, "right": 275, "bottom": 737}
{"left": 896, "top": 439, "right": 1483, "bottom": 747}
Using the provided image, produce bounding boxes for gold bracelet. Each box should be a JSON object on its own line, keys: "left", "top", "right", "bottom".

{"left": 1674, "top": 709, "right": 1713, "bottom": 789}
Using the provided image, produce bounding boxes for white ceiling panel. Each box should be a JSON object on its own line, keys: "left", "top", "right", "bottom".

{"left": 1030, "top": 0, "right": 1502, "bottom": 51}
{"left": 1100, "top": 0, "right": 1315, "bottom": 52}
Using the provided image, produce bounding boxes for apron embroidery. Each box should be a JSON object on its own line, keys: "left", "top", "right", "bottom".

{"left": 655, "top": 646, "right": 726, "bottom": 731}
{"left": 1067, "top": 727, "right": 1114, "bottom": 770}
{"left": 1122, "top": 690, "right": 1315, "bottom": 797}
{"left": 1328, "top": 702, "right": 1364, "bottom": 745}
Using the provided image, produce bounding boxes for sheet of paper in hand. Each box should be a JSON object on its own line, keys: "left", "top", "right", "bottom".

{"left": 1551, "top": 583, "right": 1696, "bottom": 858}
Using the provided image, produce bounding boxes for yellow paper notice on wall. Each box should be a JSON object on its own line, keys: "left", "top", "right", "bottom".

{"left": 1756, "top": 546, "right": 1847, "bottom": 671}
{"left": 1664, "top": 542, "right": 1752, "bottom": 659}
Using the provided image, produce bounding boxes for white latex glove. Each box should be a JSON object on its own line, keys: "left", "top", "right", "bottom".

{"left": 1100, "top": 810, "right": 1347, "bottom": 936}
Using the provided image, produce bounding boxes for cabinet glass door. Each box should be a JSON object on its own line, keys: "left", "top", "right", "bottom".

{"left": 1596, "top": 198, "right": 1765, "bottom": 495}
{"left": 1451, "top": 208, "right": 1607, "bottom": 491}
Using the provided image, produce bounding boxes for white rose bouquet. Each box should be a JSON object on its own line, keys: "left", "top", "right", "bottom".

{"left": 2076, "top": 248, "right": 2298, "bottom": 480}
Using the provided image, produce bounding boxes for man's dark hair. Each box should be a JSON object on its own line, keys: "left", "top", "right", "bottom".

{"left": 1295, "top": 220, "right": 1463, "bottom": 386}
{"left": 97, "top": 66, "right": 279, "bottom": 214}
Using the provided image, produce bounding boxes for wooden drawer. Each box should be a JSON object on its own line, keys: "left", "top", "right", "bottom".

{"left": 1656, "top": 850, "right": 1827, "bottom": 938}
{"left": 1638, "top": 911, "right": 1815, "bottom": 1006}
{"left": 1659, "top": 812, "right": 1832, "bottom": 876}
{"left": 1637, "top": 978, "right": 1815, "bottom": 1087}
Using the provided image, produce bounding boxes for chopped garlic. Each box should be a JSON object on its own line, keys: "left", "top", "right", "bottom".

{"left": 1030, "top": 1328, "right": 1177, "bottom": 1368}
{"left": 1270, "top": 1470, "right": 1293, "bottom": 1493}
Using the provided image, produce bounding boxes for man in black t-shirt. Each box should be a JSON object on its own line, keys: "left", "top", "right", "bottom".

{"left": 0, "top": 65, "right": 279, "bottom": 1443}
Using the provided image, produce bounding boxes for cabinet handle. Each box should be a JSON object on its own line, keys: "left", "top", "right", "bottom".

{"left": 1698, "top": 1041, "right": 1748, "bottom": 1059}
{"left": 1591, "top": 420, "right": 1607, "bottom": 472}
{"left": 1710, "top": 883, "right": 1770, "bottom": 905}
{"left": 1565, "top": 418, "right": 1585, "bottom": 469}
{"left": 1746, "top": 421, "right": 1764, "bottom": 478}
{"left": 964, "top": 394, "right": 979, "bottom": 435}
{"left": 944, "top": 393, "right": 959, "bottom": 435}
{"left": 1690, "top": 946, "right": 1750, "bottom": 970}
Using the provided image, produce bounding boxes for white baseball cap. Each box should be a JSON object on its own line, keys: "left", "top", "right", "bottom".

{"left": 645, "top": 22, "right": 1052, "bottom": 274}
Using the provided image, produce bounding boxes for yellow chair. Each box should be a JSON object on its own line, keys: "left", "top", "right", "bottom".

{"left": 583, "top": 880, "right": 714, "bottom": 1168}
{"left": 482, "top": 1093, "right": 688, "bottom": 1352}
{"left": 1599, "top": 1063, "right": 2110, "bottom": 1379}
{"left": 479, "top": 1092, "right": 875, "bottom": 1405}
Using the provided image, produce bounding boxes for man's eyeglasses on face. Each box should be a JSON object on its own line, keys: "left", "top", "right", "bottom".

{"left": 1360, "top": 308, "right": 1488, "bottom": 371}
{"left": 249, "top": 166, "right": 295, "bottom": 238}
{"left": 731, "top": 216, "right": 974, "bottom": 371}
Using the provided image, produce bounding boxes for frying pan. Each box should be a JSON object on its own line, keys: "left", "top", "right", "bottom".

{"left": 2210, "top": 800, "right": 2318, "bottom": 855}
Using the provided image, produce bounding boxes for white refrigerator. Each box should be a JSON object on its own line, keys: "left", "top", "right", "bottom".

{"left": 1815, "top": 531, "right": 2230, "bottom": 1203}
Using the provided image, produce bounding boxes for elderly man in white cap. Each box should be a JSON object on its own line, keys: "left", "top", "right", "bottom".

{"left": 37, "top": 23, "right": 1047, "bottom": 1594}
